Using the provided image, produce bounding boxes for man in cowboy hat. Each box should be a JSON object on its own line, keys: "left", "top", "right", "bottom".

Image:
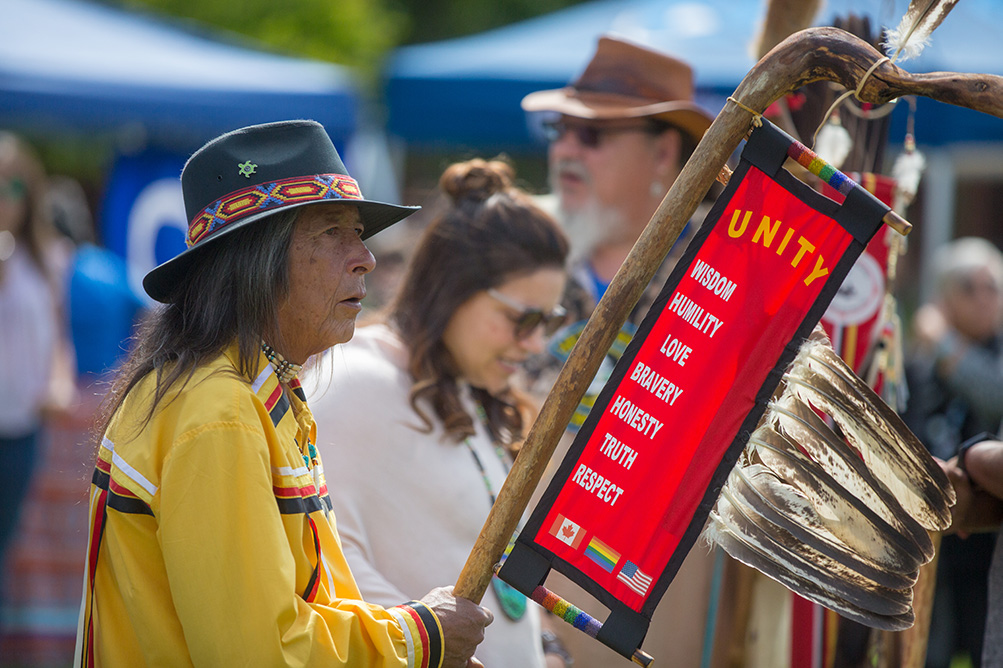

{"left": 520, "top": 34, "right": 714, "bottom": 431}
{"left": 520, "top": 37, "right": 722, "bottom": 667}
{"left": 523, "top": 34, "right": 711, "bottom": 277}
{"left": 75, "top": 120, "right": 492, "bottom": 668}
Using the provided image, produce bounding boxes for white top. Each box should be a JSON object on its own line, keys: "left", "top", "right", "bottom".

{"left": 306, "top": 324, "right": 545, "bottom": 668}
{"left": 0, "top": 245, "right": 60, "bottom": 435}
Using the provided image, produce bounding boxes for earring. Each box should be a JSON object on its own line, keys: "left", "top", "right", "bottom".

{"left": 650, "top": 180, "right": 665, "bottom": 199}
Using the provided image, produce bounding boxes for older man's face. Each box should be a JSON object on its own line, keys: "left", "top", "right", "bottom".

{"left": 276, "top": 203, "right": 374, "bottom": 363}
{"left": 547, "top": 117, "right": 680, "bottom": 253}
{"left": 943, "top": 265, "right": 1003, "bottom": 343}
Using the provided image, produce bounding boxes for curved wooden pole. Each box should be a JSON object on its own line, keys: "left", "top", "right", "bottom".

{"left": 456, "top": 26, "right": 1003, "bottom": 604}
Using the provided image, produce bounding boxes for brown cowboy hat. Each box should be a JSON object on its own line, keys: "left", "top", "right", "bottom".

{"left": 521, "top": 35, "right": 713, "bottom": 142}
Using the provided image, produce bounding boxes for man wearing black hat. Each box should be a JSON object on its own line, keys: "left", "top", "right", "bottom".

{"left": 74, "top": 120, "right": 492, "bottom": 667}
{"left": 520, "top": 36, "right": 721, "bottom": 668}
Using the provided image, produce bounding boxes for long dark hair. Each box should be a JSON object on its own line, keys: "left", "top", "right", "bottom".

{"left": 389, "top": 158, "right": 569, "bottom": 444}
{"left": 98, "top": 208, "right": 298, "bottom": 436}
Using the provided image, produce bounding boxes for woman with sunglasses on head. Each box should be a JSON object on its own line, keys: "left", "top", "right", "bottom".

{"left": 307, "top": 158, "right": 573, "bottom": 668}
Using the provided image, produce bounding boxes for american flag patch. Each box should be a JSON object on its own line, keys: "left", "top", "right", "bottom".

{"left": 616, "top": 560, "right": 652, "bottom": 596}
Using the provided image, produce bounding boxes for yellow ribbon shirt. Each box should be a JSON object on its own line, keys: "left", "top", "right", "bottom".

{"left": 74, "top": 344, "right": 442, "bottom": 667}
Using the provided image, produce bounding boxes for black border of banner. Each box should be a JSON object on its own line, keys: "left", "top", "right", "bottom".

{"left": 499, "top": 121, "right": 890, "bottom": 658}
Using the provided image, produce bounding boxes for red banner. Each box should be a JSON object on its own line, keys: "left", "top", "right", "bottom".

{"left": 499, "top": 121, "right": 891, "bottom": 658}
{"left": 821, "top": 174, "right": 896, "bottom": 376}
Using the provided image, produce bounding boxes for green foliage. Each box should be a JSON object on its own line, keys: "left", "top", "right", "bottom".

{"left": 119, "top": 0, "right": 408, "bottom": 84}
{"left": 390, "top": 0, "right": 586, "bottom": 44}
{"left": 118, "top": 0, "right": 589, "bottom": 79}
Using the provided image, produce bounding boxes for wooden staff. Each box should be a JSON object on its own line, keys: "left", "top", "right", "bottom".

{"left": 895, "top": 531, "right": 943, "bottom": 668}
{"left": 456, "top": 24, "right": 1003, "bottom": 627}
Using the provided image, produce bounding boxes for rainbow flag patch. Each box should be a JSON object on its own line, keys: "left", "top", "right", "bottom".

{"left": 584, "top": 536, "right": 619, "bottom": 573}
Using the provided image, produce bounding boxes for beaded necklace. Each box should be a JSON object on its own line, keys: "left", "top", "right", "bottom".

{"left": 261, "top": 340, "right": 302, "bottom": 384}
{"left": 296, "top": 434, "right": 324, "bottom": 507}
{"left": 463, "top": 401, "right": 527, "bottom": 620}
{"left": 261, "top": 341, "right": 322, "bottom": 499}
{"left": 463, "top": 405, "right": 512, "bottom": 506}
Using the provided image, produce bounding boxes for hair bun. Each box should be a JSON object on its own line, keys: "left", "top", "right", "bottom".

{"left": 440, "top": 158, "right": 514, "bottom": 204}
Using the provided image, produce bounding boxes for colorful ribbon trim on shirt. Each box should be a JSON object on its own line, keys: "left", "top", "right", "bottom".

{"left": 390, "top": 601, "right": 444, "bottom": 668}
{"left": 186, "top": 173, "right": 363, "bottom": 247}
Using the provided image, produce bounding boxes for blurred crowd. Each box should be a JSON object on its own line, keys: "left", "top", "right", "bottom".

{"left": 0, "top": 132, "right": 147, "bottom": 663}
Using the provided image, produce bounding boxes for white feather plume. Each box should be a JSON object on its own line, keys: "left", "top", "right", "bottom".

{"left": 883, "top": 0, "right": 960, "bottom": 62}
{"left": 702, "top": 326, "right": 955, "bottom": 630}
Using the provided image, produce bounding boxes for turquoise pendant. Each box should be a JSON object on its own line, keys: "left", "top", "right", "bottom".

{"left": 491, "top": 575, "right": 527, "bottom": 620}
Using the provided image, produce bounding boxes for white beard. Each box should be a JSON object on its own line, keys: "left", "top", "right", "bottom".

{"left": 556, "top": 203, "right": 628, "bottom": 268}
{"left": 549, "top": 160, "right": 629, "bottom": 268}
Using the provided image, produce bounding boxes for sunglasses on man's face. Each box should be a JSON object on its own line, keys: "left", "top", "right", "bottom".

{"left": 541, "top": 119, "right": 658, "bottom": 149}
{"left": 487, "top": 289, "right": 568, "bottom": 340}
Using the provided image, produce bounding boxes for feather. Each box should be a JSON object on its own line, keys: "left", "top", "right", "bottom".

{"left": 814, "top": 114, "right": 853, "bottom": 169}
{"left": 748, "top": 425, "right": 924, "bottom": 580}
{"left": 729, "top": 462, "right": 921, "bottom": 585}
{"left": 787, "top": 338, "right": 955, "bottom": 528}
{"left": 891, "top": 136, "right": 927, "bottom": 210}
{"left": 704, "top": 517, "right": 915, "bottom": 631}
{"left": 785, "top": 374, "right": 951, "bottom": 531}
{"left": 768, "top": 395, "right": 935, "bottom": 560}
{"left": 713, "top": 485, "right": 912, "bottom": 615}
{"left": 702, "top": 328, "right": 956, "bottom": 631}
{"left": 883, "top": 0, "right": 960, "bottom": 62}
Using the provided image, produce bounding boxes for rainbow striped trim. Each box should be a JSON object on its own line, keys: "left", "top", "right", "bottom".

{"left": 389, "top": 601, "right": 444, "bottom": 668}
{"left": 532, "top": 585, "right": 603, "bottom": 638}
{"left": 786, "top": 141, "right": 854, "bottom": 197}
{"left": 186, "top": 173, "right": 363, "bottom": 247}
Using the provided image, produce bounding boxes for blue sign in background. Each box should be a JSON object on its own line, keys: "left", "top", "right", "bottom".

{"left": 101, "top": 149, "right": 187, "bottom": 301}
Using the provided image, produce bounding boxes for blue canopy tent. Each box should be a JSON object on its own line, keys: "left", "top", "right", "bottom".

{"left": 0, "top": 0, "right": 359, "bottom": 149}
{"left": 0, "top": 2, "right": 365, "bottom": 645}
{"left": 0, "top": 0, "right": 364, "bottom": 300}
{"left": 384, "top": 0, "right": 1003, "bottom": 151}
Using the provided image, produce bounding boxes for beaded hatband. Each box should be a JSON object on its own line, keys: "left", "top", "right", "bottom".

{"left": 261, "top": 341, "right": 302, "bottom": 384}
{"left": 187, "top": 173, "right": 363, "bottom": 248}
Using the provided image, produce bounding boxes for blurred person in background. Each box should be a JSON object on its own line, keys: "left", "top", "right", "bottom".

{"left": 0, "top": 132, "right": 76, "bottom": 614}
{"left": 903, "top": 236, "right": 1003, "bottom": 668}
{"left": 75, "top": 120, "right": 492, "bottom": 667}
{"left": 307, "top": 158, "right": 573, "bottom": 668}
{"left": 939, "top": 436, "right": 1003, "bottom": 666}
{"left": 519, "top": 34, "right": 713, "bottom": 418}
{"left": 517, "top": 36, "right": 723, "bottom": 667}
{"left": 46, "top": 175, "right": 147, "bottom": 383}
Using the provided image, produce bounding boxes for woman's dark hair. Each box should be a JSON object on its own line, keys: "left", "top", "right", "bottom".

{"left": 97, "top": 208, "right": 299, "bottom": 436}
{"left": 388, "top": 158, "right": 569, "bottom": 445}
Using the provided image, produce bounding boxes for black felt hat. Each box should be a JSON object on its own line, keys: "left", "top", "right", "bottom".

{"left": 142, "top": 119, "right": 418, "bottom": 303}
